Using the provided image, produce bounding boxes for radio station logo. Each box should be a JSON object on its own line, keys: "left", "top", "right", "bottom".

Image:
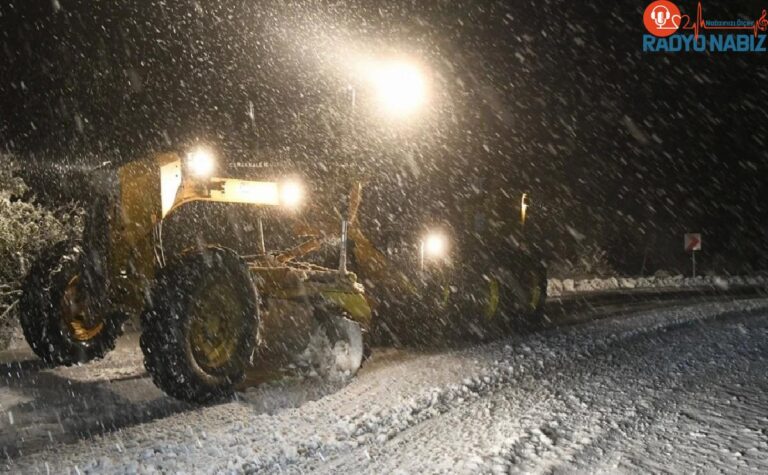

{"left": 642, "top": 1, "right": 768, "bottom": 52}
{"left": 644, "top": 0, "right": 682, "bottom": 37}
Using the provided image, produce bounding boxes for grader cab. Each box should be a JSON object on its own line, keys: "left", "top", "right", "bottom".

{"left": 19, "top": 148, "right": 547, "bottom": 403}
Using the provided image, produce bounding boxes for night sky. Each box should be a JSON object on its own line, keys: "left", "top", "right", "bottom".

{"left": 1, "top": 0, "right": 766, "bottom": 275}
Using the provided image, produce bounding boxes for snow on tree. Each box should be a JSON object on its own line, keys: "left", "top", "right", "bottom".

{"left": 0, "top": 156, "right": 82, "bottom": 348}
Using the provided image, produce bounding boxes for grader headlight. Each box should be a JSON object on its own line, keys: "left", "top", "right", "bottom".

{"left": 423, "top": 232, "right": 448, "bottom": 259}
{"left": 419, "top": 230, "right": 449, "bottom": 270}
{"left": 186, "top": 147, "right": 216, "bottom": 179}
{"left": 158, "top": 149, "right": 306, "bottom": 216}
{"left": 279, "top": 180, "right": 304, "bottom": 209}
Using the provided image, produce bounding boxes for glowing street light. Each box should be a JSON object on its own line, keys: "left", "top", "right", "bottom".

{"left": 368, "top": 59, "right": 427, "bottom": 117}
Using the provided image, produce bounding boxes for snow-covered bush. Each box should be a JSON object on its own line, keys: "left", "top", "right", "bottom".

{"left": 0, "top": 156, "right": 83, "bottom": 348}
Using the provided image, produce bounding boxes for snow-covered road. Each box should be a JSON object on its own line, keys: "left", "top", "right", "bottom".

{"left": 3, "top": 298, "right": 768, "bottom": 473}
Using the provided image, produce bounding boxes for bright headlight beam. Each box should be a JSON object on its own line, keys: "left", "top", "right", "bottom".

{"left": 280, "top": 180, "right": 304, "bottom": 209}
{"left": 187, "top": 147, "right": 215, "bottom": 178}
{"left": 371, "top": 60, "right": 426, "bottom": 116}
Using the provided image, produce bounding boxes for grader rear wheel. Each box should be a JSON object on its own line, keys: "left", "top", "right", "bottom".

{"left": 19, "top": 241, "right": 124, "bottom": 366}
{"left": 61, "top": 275, "right": 105, "bottom": 341}
{"left": 188, "top": 281, "right": 247, "bottom": 374}
{"left": 141, "top": 247, "right": 258, "bottom": 403}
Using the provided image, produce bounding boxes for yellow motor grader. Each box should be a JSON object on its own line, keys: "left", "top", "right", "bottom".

{"left": 18, "top": 148, "right": 546, "bottom": 403}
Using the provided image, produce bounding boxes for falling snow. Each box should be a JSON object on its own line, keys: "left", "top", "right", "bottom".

{"left": 0, "top": 0, "right": 766, "bottom": 472}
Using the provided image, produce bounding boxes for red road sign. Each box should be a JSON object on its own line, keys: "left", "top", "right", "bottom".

{"left": 684, "top": 233, "right": 702, "bottom": 252}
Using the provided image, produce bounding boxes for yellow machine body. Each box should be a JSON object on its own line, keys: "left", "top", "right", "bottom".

{"left": 103, "top": 153, "right": 374, "bottom": 329}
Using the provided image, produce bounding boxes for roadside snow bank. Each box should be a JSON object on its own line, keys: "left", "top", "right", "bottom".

{"left": 547, "top": 274, "right": 768, "bottom": 297}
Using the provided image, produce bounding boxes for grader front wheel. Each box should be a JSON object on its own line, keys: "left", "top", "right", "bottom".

{"left": 491, "top": 253, "right": 548, "bottom": 332}
{"left": 462, "top": 251, "right": 547, "bottom": 336}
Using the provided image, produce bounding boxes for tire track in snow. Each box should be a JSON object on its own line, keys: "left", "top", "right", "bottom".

{"left": 303, "top": 302, "right": 768, "bottom": 474}
{"left": 245, "top": 300, "right": 768, "bottom": 473}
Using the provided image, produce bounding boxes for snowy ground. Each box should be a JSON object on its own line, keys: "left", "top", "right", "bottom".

{"left": 3, "top": 297, "right": 768, "bottom": 473}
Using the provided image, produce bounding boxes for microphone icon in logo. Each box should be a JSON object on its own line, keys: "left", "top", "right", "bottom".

{"left": 643, "top": 0, "right": 681, "bottom": 37}
{"left": 651, "top": 5, "right": 671, "bottom": 28}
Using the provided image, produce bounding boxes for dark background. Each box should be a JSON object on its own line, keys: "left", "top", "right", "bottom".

{"left": 1, "top": 0, "right": 766, "bottom": 275}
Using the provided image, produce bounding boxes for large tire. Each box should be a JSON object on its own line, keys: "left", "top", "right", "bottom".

{"left": 461, "top": 249, "right": 547, "bottom": 337}
{"left": 140, "top": 247, "right": 258, "bottom": 403}
{"left": 19, "top": 241, "right": 124, "bottom": 365}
